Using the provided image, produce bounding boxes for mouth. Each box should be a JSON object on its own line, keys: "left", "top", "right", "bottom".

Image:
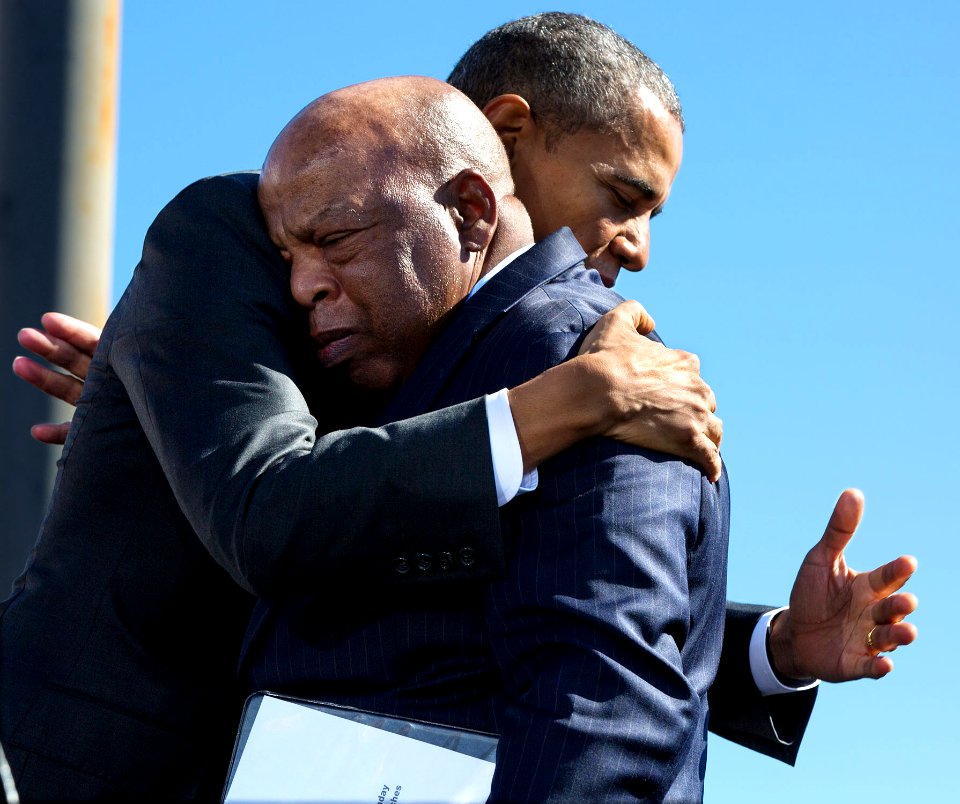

{"left": 312, "top": 327, "right": 357, "bottom": 367}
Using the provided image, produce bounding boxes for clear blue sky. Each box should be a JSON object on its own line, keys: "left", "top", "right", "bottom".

{"left": 111, "top": 2, "right": 957, "bottom": 801}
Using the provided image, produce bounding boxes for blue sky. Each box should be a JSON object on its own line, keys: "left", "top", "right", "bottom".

{"left": 111, "top": 2, "right": 957, "bottom": 801}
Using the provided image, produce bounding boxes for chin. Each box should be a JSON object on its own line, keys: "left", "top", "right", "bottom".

{"left": 348, "top": 363, "right": 404, "bottom": 394}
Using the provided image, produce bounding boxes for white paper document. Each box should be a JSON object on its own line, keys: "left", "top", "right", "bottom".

{"left": 223, "top": 695, "right": 496, "bottom": 804}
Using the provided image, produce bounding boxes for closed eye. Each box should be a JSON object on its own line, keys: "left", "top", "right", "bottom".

{"left": 315, "top": 221, "right": 377, "bottom": 248}
{"left": 608, "top": 184, "right": 634, "bottom": 209}
{"left": 315, "top": 230, "right": 352, "bottom": 247}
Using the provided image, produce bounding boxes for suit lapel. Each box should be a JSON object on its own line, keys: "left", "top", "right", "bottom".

{"left": 378, "top": 229, "right": 586, "bottom": 424}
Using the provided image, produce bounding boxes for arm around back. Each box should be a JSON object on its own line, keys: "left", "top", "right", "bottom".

{"left": 109, "top": 173, "right": 503, "bottom": 598}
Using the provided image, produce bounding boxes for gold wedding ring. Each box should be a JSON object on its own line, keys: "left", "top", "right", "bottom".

{"left": 866, "top": 626, "right": 879, "bottom": 654}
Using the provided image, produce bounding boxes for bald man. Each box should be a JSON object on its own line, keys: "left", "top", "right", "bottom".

{"left": 8, "top": 12, "right": 917, "bottom": 800}
{"left": 243, "top": 75, "right": 728, "bottom": 803}
{"left": 0, "top": 69, "right": 721, "bottom": 804}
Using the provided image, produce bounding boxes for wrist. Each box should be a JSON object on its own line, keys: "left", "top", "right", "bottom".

{"left": 751, "top": 608, "right": 819, "bottom": 696}
{"left": 768, "top": 609, "right": 814, "bottom": 683}
{"left": 507, "top": 358, "right": 599, "bottom": 472}
{"left": 565, "top": 351, "right": 623, "bottom": 438}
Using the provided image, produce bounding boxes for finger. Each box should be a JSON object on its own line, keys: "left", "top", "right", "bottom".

{"left": 577, "top": 301, "right": 658, "bottom": 356}
{"left": 18, "top": 327, "right": 92, "bottom": 379}
{"left": 17, "top": 327, "right": 58, "bottom": 359}
{"left": 705, "top": 385, "right": 717, "bottom": 414}
{"left": 613, "top": 300, "right": 655, "bottom": 336}
{"left": 867, "top": 554, "right": 918, "bottom": 597}
{"left": 705, "top": 413, "right": 723, "bottom": 449}
{"left": 858, "top": 654, "right": 895, "bottom": 680}
{"left": 816, "top": 488, "right": 865, "bottom": 559}
{"left": 688, "top": 434, "right": 721, "bottom": 483}
{"left": 40, "top": 311, "right": 102, "bottom": 356}
{"left": 873, "top": 591, "right": 919, "bottom": 623}
{"left": 869, "top": 621, "right": 918, "bottom": 652}
{"left": 30, "top": 422, "right": 71, "bottom": 445}
{"left": 12, "top": 356, "right": 85, "bottom": 405}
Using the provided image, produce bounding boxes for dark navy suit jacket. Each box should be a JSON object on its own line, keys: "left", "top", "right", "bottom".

{"left": 244, "top": 230, "right": 731, "bottom": 802}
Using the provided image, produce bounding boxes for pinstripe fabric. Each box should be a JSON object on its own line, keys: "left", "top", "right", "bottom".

{"left": 243, "top": 229, "right": 730, "bottom": 802}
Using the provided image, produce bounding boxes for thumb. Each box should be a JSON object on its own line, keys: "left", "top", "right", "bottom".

{"left": 817, "top": 488, "right": 865, "bottom": 559}
{"left": 616, "top": 300, "right": 656, "bottom": 336}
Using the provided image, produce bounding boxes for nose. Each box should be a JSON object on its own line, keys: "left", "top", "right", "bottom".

{"left": 608, "top": 216, "right": 650, "bottom": 272}
{"left": 289, "top": 252, "right": 340, "bottom": 309}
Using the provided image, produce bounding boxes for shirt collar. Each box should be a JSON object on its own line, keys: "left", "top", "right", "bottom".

{"left": 466, "top": 243, "right": 536, "bottom": 300}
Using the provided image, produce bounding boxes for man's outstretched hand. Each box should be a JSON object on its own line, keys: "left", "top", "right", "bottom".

{"left": 769, "top": 489, "right": 918, "bottom": 682}
{"left": 12, "top": 312, "right": 101, "bottom": 445}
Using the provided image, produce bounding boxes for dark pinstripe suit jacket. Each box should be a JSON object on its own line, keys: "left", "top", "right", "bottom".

{"left": 243, "top": 230, "right": 731, "bottom": 802}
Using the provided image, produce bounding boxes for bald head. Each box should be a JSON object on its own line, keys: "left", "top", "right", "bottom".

{"left": 259, "top": 76, "right": 533, "bottom": 394}
{"left": 262, "top": 76, "right": 514, "bottom": 207}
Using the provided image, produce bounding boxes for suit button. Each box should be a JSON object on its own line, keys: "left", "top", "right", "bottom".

{"left": 458, "top": 547, "right": 476, "bottom": 567}
{"left": 415, "top": 552, "right": 432, "bottom": 572}
{"left": 394, "top": 556, "right": 410, "bottom": 574}
{"left": 438, "top": 551, "right": 453, "bottom": 571}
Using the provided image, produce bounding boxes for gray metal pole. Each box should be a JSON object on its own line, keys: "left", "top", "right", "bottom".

{"left": 0, "top": 0, "right": 120, "bottom": 593}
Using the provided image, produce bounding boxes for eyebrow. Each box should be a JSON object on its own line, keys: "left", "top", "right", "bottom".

{"left": 610, "top": 172, "right": 660, "bottom": 201}
{"left": 291, "top": 204, "right": 370, "bottom": 239}
{"left": 300, "top": 205, "right": 355, "bottom": 229}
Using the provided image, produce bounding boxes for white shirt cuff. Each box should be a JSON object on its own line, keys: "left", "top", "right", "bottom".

{"left": 749, "top": 607, "right": 821, "bottom": 697}
{"left": 485, "top": 390, "right": 539, "bottom": 507}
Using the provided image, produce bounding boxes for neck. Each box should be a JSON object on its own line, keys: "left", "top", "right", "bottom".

{"left": 478, "top": 195, "right": 535, "bottom": 278}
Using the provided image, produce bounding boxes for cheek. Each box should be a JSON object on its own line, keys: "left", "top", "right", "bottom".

{"left": 354, "top": 231, "right": 425, "bottom": 316}
{"left": 364, "top": 261, "right": 436, "bottom": 352}
{"left": 409, "top": 231, "right": 470, "bottom": 319}
{"left": 569, "top": 216, "right": 617, "bottom": 258}
{"left": 363, "top": 218, "right": 466, "bottom": 349}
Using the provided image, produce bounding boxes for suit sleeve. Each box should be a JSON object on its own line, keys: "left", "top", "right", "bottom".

{"left": 657, "top": 317, "right": 821, "bottom": 762}
{"left": 109, "top": 174, "right": 503, "bottom": 598}
{"left": 475, "top": 308, "right": 729, "bottom": 803}
{"left": 708, "top": 602, "right": 818, "bottom": 764}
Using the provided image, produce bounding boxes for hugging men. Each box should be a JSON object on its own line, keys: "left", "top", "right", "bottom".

{"left": 3, "top": 12, "right": 916, "bottom": 803}
{"left": 242, "top": 73, "right": 728, "bottom": 802}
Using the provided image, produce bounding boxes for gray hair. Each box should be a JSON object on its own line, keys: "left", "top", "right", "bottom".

{"left": 447, "top": 12, "right": 683, "bottom": 145}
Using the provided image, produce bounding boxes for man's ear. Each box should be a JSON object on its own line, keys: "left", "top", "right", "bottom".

{"left": 482, "top": 94, "right": 535, "bottom": 159}
{"left": 446, "top": 169, "right": 498, "bottom": 254}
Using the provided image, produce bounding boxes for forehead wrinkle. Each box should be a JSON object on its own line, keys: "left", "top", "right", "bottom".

{"left": 276, "top": 154, "right": 379, "bottom": 233}
{"left": 281, "top": 168, "right": 387, "bottom": 240}
{"left": 297, "top": 202, "right": 379, "bottom": 234}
